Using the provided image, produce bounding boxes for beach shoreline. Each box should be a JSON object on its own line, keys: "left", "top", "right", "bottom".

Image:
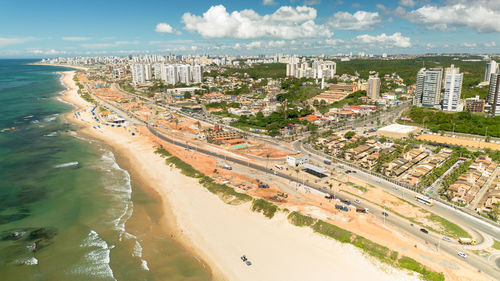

{"left": 56, "top": 70, "right": 448, "bottom": 281}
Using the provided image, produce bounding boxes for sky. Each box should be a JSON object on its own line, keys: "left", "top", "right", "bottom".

{"left": 1, "top": 0, "right": 499, "bottom": 58}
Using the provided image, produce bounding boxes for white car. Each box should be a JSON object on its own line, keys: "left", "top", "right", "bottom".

{"left": 457, "top": 252, "right": 467, "bottom": 259}
{"left": 354, "top": 199, "right": 361, "bottom": 204}
{"left": 442, "top": 237, "right": 451, "bottom": 242}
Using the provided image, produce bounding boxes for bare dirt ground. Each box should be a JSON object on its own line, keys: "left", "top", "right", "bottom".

{"left": 418, "top": 134, "right": 500, "bottom": 151}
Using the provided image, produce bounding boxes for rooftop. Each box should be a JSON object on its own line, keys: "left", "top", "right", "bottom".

{"left": 378, "top": 124, "right": 420, "bottom": 134}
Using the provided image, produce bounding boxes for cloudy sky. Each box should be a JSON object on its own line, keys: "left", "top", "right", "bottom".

{"left": 1, "top": 0, "right": 499, "bottom": 57}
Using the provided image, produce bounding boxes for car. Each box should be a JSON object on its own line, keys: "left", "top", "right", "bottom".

{"left": 351, "top": 170, "right": 357, "bottom": 173}
{"left": 376, "top": 179, "right": 381, "bottom": 183}
{"left": 354, "top": 199, "right": 361, "bottom": 204}
{"left": 241, "top": 255, "right": 247, "bottom": 261}
{"left": 382, "top": 212, "right": 389, "bottom": 217}
{"left": 420, "top": 228, "right": 429, "bottom": 234}
{"left": 442, "top": 237, "right": 451, "bottom": 242}
{"left": 246, "top": 260, "right": 252, "bottom": 266}
{"left": 457, "top": 252, "right": 467, "bottom": 259}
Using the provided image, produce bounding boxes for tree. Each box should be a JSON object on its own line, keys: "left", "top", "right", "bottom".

{"left": 344, "top": 131, "right": 356, "bottom": 139}
{"left": 184, "top": 92, "right": 192, "bottom": 99}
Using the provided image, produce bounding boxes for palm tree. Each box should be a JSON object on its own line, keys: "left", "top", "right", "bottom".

{"left": 266, "top": 153, "right": 270, "bottom": 170}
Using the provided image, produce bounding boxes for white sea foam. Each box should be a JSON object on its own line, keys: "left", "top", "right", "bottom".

{"left": 44, "top": 132, "right": 57, "bottom": 137}
{"left": 54, "top": 161, "right": 79, "bottom": 168}
{"left": 14, "top": 257, "right": 38, "bottom": 265}
{"left": 23, "top": 115, "right": 34, "bottom": 119}
{"left": 43, "top": 114, "right": 59, "bottom": 122}
{"left": 74, "top": 230, "right": 116, "bottom": 280}
{"left": 98, "top": 150, "right": 149, "bottom": 271}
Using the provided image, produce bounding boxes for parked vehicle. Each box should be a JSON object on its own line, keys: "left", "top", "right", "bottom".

{"left": 258, "top": 184, "right": 269, "bottom": 188}
{"left": 223, "top": 164, "right": 232, "bottom": 170}
{"left": 277, "top": 192, "right": 288, "bottom": 198}
{"left": 241, "top": 255, "right": 247, "bottom": 261}
{"left": 354, "top": 199, "right": 360, "bottom": 204}
{"left": 335, "top": 205, "right": 349, "bottom": 212}
{"left": 275, "top": 164, "right": 284, "bottom": 170}
{"left": 356, "top": 208, "right": 368, "bottom": 213}
{"left": 382, "top": 211, "right": 389, "bottom": 217}
{"left": 420, "top": 228, "right": 429, "bottom": 234}
{"left": 458, "top": 238, "right": 476, "bottom": 245}
{"left": 325, "top": 194, "right": 335, "bottom": 199}
{"left": 341, "top": 199, "right": 351, "bottom": 205}
{"left": 457, "top": 252, "right": 467, "bottom": 259}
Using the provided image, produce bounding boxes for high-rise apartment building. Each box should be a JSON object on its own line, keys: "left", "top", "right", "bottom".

{"left": 368, "top": 76, "right": 380, "bottom": 101}
{"left": 484, "top": 60, "right": 498, "bottom": 82}
{"left": 131, "top": 64, "right": 146, "bottom": 84}
{"left": 487, "top": 73, "right": 500, "bottom": 116}
{"left": 286, "top": 60, "right": 336, "bottom": 79}
{"left": 442, "top": 65, "right": 463, "bottom": 112}
{"left": 413, "top": 68, "right": 443, "bottom": 108}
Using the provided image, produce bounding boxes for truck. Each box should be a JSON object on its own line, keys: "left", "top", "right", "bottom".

{"left": 458, "top": 238, "right": 476, "bottom": 245}
{"left": 325, "top": 194, "right": 335, "bottom": 200}
{"left": 335, "top": 205, "right": 349, "bottom": 212}
{"left": 258, "top": 183, "right": 269, "bottom": 188}
{"left": 277, "top": 192, "right": 288, "bottom": 198}
{"left": 274, "top": 164, "right": 284, "bottom": 170}
{"left": 356, "top": 208, "right": 368, "bottom": 213}
{"left": 223, "top": 164, "right": 232, "bottom": 170}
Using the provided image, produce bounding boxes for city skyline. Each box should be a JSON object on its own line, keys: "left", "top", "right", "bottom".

{"left": 1, "top": 0, "right": 500, "bottom": 58}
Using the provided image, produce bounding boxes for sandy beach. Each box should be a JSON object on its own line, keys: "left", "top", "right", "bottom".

{"left": 60, "top": 70, "right": 426, "bottom": 281}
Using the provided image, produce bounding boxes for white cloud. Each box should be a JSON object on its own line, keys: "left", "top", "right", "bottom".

{"left": 404, "top": 2, "right": 500, "bottom": 33}
{"left": 399, "top": 0, "right": 415, "bottom": 7}
{"left": 354, "top": 32, "right": 411, "bottom": 48}
{"left": 327, "top": 11, "right": 381, "bottom": 30}
{"left": 62, "top": 37, "right": 89, "bottom": 41}
{"left": 155, "top": 23, "right": 174, "bottom": 33}
{"left": 0, "top": 37, "right": 34, "bottom": 47}
{"left": 304, "top": 0, "right": 321, "bottom": 5}
{"left": 181, "top": 5, "right": 332, "bottom": 39}
{"left": 461, "top": 42, "right": 477, "bottom": 48}
{"left": 325, "top": 39, "right": 345, "bottom": 45}
{"left": 28, "top": 48, "right": 67, "bottom": 55}
{"left": 262, "top": 0, "right": 277, "bottom": 5}
{"left": 484, "top": 41, "right": 497, "bottom": 47}
{"left": 82, "top": 41, "right": 139, "bottom": 49}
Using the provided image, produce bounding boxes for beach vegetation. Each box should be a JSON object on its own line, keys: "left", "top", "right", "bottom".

{"left": 251, "top": 199, "right": 278, "bottom": 218}
{"left": 155, "top": 147, "right": 251, "bottom": 204}
{"left": 288, "top": 211, "right": 316, "bottom": 227}
{"left": 310, "top": 219, "right": 444, "bottom": 280}
{"left": 398, "top": 256, "right": 445, "bottom": 281}
{"left": 199, "top": 176, "right": 252, "bottom": 204}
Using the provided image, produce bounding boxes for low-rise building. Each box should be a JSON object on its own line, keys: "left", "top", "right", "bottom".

{"left": 286, "top": 153, "right": 310, "bottom": 167}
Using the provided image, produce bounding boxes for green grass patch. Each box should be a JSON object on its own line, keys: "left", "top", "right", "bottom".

{"left": 346, "top": 182, "right": 367, "bottom": 192}
{"left": 251, "top": 199, "right": 278, "bottom": 218}
{"left": 492, "top": 239, "right": 500, "bottom": 250}
{"left": 165, "top": 156, "right": 202, "bottom": 178}
{"left": 426, "top": 213, "right": 470, "bottom": 238}
{"left": 398, "top": 256, "right": 445, "bottom": 281}
{"left": 154, "top": 147, "right": 172, "bottom": 157}
{"left": 312, "top": 220, "right": 353, "bottom": 243}
{"left": 288, "top": 211, "right": 317, "bottom": 227}
{"left": 351, "top": 235, "right": 399, "bottom": 263}
{"left": 199, "top": 176, "right": 252, "bottom": 204}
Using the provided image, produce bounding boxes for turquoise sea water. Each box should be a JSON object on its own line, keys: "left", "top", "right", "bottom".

{"left": 0, "top": 60, "right": 210, "bottom": 281}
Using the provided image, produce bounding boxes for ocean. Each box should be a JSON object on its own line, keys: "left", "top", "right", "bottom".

{"left": 0, "top": 60, "right": 211, "bottom": 281}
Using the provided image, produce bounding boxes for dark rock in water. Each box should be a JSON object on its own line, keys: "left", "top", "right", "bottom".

{"left": 28, "top": 227, "right": 58, "bottom": 241}
{"left": 0, "top": 213, "right": 30, "bottom": 225}
{"left": 2, "top": 231, "right": 26, "bottom": 241}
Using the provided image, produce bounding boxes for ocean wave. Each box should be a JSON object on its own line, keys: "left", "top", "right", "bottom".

{"left": 43, "top": 114, "right": 59, "bottom": 122}
{"left": 44, "top": 132, "right": 57, "bottom": 137}
{"left": 72, "top": 230, "right": 116, "bottom": 280}
{"left": 54, "top": 161, "right": 79, "bottom": 168}
{"left": 23, "top": 115, "right": 34, "bottom": 119}
{"left": 13, "top": 257, "right": 38, "bottom": 266}
{"left": 98, "top": 150, "right": 149, "bottom": 271}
